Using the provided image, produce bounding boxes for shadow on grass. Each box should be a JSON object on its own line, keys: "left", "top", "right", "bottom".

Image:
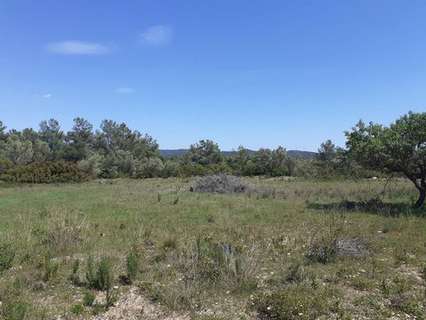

{"left": 307, "top": 198, "right": 426, "bottom": 217}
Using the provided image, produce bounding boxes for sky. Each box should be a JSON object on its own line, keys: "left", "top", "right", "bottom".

{"left": 1, "top": 0, "right": 426, "bottom": 151}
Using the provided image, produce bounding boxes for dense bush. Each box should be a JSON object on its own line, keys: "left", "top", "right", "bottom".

{"left": 0, "top": 117, "right": 382, "bottom": 183}
{"left": 0, "top": 161, "right": 89, "bottom": 183}
{"left": 0, "top": 243, "right": 15, "bottom": 273}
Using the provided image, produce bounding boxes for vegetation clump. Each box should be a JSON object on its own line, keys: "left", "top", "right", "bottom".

{"left": 0, "top": 243, "right": 15, "bottom": 273}
{"left": 254, "top": 285, "right": 341, "bottom": 320}
{"left": 190, "top": 174, "right": 251, "bottom": 194}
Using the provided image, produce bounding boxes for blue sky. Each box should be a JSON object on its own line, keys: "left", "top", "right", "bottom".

{"left": 1, "top": 0, "right": 425, "bottom": 151}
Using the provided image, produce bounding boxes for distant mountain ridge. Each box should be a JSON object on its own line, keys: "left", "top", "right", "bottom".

{"left": 160, "top": 149, "right": 316, "bottom": 160}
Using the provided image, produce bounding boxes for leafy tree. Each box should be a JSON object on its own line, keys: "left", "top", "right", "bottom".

{"left": 64, "top": 117, "right": 94, "bottom": 161}
{"left": 0, "top": 121, "right": 7, "bottom": 141}
{"left": 95, "top": 120, "right": 158, "bottom": 159}
{"left": 346, "top": 112, "right": 426, "bottom": 208}
{"left": 252, "top": 148, "right": 272, "bottom": 175}
{"left": 271, "top": 146, "right": 293, "bottom": 176}
{"left": 314, "top": 140, "right": 339, "bottom": 177}
{"left": 3, "top": 134, "right": 34, "bottom": 165}
{"left": 185, "top": 139, "right": 224, "bottom": 166}
{"left": 316, "top": 140, "right": 336, "bottom": 162}
{"left": 39, "top": 119, "right": 65, "bottom": 160}
{"left": 229, "top": 146, "right": 251, "bottom": 175}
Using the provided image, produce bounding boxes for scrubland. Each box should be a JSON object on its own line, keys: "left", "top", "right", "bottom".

{"left": 0, "top": 177, "right": 425, "bottom": 319}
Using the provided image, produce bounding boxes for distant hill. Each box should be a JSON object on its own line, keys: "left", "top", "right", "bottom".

{"left": 160, "top": 149, "right": 316, "bottom": 160}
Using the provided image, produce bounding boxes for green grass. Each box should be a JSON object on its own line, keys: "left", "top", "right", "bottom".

{"left": 0, "top": 177, "right": 425, "bottom": 319}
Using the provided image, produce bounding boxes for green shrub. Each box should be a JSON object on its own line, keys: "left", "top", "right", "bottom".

{"left": 0, "top": 243, "right": 15, "bottom": 273}
{"left": 70, "top": 304, "right": 84, "bottom": 315}
{"left": 1, "top": 300, "right": 29, "bottom": 320}
{"left": 161, "top": 236, "right": 178, "bottom": 252}
{"left": 97, "top": 257, "right": 115, "bottom": 307}
{"left": 41, "top": 254, "right": 59, "bottom": 282}
{"left": 254, "top": 285, "right": 340, "bottom": 320}
{"left": 0, "top": 161, "right": 89, "bottom": 183}
{"left": 83, "top": 290, "right": 96, "bottom": 307}
{"left": 86, "top": 255, "right": 97, "bottom": 289}
{"left": 85, "top": 256, "right": 115, "bottom": 307}
{"left": 69, "top": 259, "right": 81, "bottom": 286}
{"left": 306, "top": 240, "right": 337, "bottom": 264}
{"left": 126, "top": 250, "right": 139, "bottom": 284}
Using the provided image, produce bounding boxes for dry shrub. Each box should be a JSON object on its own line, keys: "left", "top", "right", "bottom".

{"left": 182, "top": 237, "right": 259, "bottom": 288}
{"left": 190, "top": 174, "right": 252, "bottom": 194}
{"left": 37, "top": 208, "right": 88, "bottom": 255}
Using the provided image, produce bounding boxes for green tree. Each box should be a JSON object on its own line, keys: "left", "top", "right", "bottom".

{"left": 314, "top": 140, "right": 338, "bottom": 177}
{"left": 229, "top": 146, "right": 251, "bottom": 175}
{"left": 3, "top": 134, "right": 34, "bottom": 165}
{"left": 64, "top": 117, "right": 94, "bottom": 161}
{"left": 39, "top": 119, "right": 65, "bottom": 160}
{"left": 271, "top": 146, "right": 293, "bottom": 176}
{"left": 346, "top": 112, "right": 426, "bottom": 208}
{"left": 252, "top": 148, "right": 272, "bottom": 175}
{"left": 0, "top": 121, "right": 7, "bottom": 142}
{"left": 316, "top": 140, "right": 336, "bottom": 162}
{"left": 185, "top": 139, "right": 224, "bottom": 166}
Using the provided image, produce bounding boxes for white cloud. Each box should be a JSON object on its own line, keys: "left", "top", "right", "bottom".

{"left": 115, "top": 87, "right": 135, "bottom": 94}
{"left": 140, "top": 25, "right": 173, "bottom": 46}
{"left": 42, "top": 93, "right": 52, "bottom": 99}
{"left": 46, "top": 41, "right": 110, "bottom": 55}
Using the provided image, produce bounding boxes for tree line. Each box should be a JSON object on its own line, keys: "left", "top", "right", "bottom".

{"left": 0, "top": 117, "right": 358, "bottom": 181}
{"left": 0, "top": 112, "right": 425, "bottom": 207}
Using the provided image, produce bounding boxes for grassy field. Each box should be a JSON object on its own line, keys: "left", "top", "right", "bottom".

{"left": 0, "top": 177, "right": 425, "bottom": 319}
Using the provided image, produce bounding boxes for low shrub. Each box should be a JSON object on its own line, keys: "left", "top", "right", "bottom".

{"left": 70, "top": 304, "right": 84, "bottom": 316}
{"left": 190, "top": 174, "right": 251, "bottom": 194}
{"left": 254, "top": 285, "right": 341, "bottom": 320}
{"left": 126, "top": 249, "right": 139, "bottom": 284}
{"left": 0, "top": 161, "right": 89, "bottom": 183}
{"left": 0, "top": 243, "right": 15, "bottom": 273}
{"left": 86, "top": 256, "right": 115, "bottom": 307}
{"left": 69, "top": 259, "right": 82, "bottom": 286}
{"left": 83, "top": 290, "right": 96, "bottom": 307}
{"left": 1, "top": 301, "right": 29, "bottom": 320}
{"left": 41, "top": 254, "right": 59, "bottom": 282}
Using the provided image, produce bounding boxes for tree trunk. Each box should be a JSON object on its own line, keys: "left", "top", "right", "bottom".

{"left": 414, "top": 188, "right": 426, "bottom": 208}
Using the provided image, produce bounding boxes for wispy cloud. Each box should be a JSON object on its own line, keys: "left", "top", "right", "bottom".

{"left": 115, "top": 87, "right": 135, "bottom": 94}
{"left": 140, "top": 25, "right": 173, "bottom": 46}
{"left": 46, "top": 41, "right": 110, "bottom": 55}
{"left": 42, "top": 93, "right": 52, "bottom": 99}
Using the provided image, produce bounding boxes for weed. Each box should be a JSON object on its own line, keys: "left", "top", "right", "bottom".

{"left": 86, "top": 255, "right": 97, "bottom": 289}
{"left": 162, "top": 236, "right": 178, "bottom": 252}
{"left": 41, "top": 254, "right": 59, "bottom": 282}
{"left": 0, "top": 242, "right": 15, "bottom": 273}
{"left": 86, "top": 256, "right": 115, "bottom": 308}
{"left": 70, "top": 304, "right": 84, "bottom": 315}
{"left": 1, "top": 301, "right": 29, "bottom": 320}
{"left": 126, "top": 249, "right": 139, "bottom": 284}
{"left": 253, "top": 285, "right": 341, "bottom": 320}
{"left": 83, "top": 290, "right": 96, "bottom": 307}
{"left": 69, "top": 259, "right": 82, "bottom": 286}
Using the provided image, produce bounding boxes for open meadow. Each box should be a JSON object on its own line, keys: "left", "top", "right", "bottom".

{"left": 0, "top": 177, "right": 425, "bottom": 319}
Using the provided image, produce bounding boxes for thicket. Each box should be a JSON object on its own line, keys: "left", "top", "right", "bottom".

{"left": 0, "top": 118, "right": 376, "bottom": 183}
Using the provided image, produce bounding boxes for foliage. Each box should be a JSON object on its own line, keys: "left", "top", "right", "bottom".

{"left": 0, "top": 243, "right": 15, "bottom": 273}
{"left": 0, "top": 115, "right": 410, "bottom": 183}
{"left": 126, "top": 249, "right": 139, "bottom": 284}
{"left": 254, "top": 285, "right": 341, "bottom": 320}
{"left": 83, "top": 290, "right": 96, "bottom": 307}
{"left": 346, "top": 112, "right": 426, "bottom": 207}
{"left": 0, "top": 161, "right": 89, "bottom": 183}
{"left": 86, "top": 256, "right": 115, "bottom": 307}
